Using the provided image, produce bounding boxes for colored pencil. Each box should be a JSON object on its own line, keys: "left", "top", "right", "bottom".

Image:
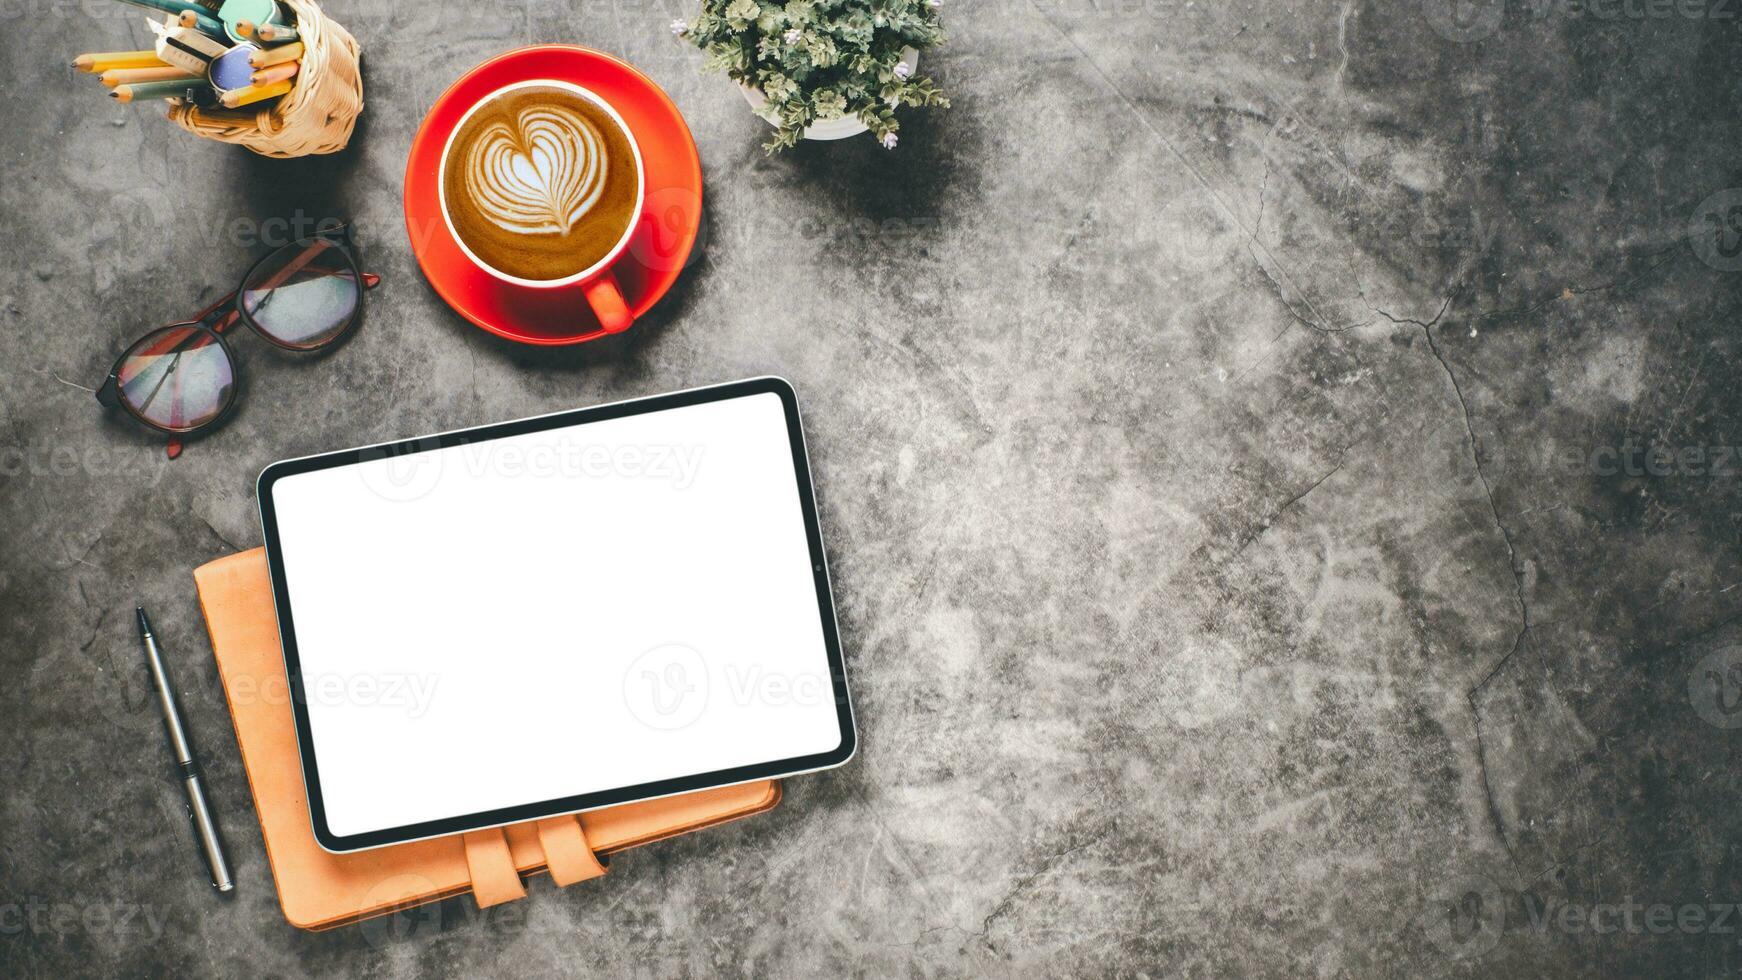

{"left": 72, "top": 50, "right": 165, "bottom": 72}
{"left": 234, "top": 18, "right": 256, "bottom": 37}
{"left": 113, "top": 0, "right": 225, "bottom": 36}
{"left": 111, "top": 79, "right": 211, "bottom": 103}
{"left": 101, "top": 65, "right": 200, "bottom": 87}
{"left": 175, "top": 8, "right": 223, "bottom": 36}
{"left": 249, "top": 60, "right": 298, "bottom": 86}
{"left": 219, "top": 78, "right": 292, "bottom": 107}
{"left": 256, "top": 22, "right": 297, "bottom": 42}
{"left": 248, "top": 40, "right": 301, "bottom": 68}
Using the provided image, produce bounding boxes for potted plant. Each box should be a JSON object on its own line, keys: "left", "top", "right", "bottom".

{"left": 673, "top": 0, "right": 948, "bottom": 151}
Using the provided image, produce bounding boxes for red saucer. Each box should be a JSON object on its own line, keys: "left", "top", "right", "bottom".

{"left": 405, "top": 46, "right": 702, "bottom": 346}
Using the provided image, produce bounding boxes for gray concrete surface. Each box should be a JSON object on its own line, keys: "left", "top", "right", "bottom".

{"left": 5, "top": 0, "right": 1742, "bottom": 976}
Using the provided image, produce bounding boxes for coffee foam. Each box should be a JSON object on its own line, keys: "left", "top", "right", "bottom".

{"left": 466, "top": 104, "right": 609, "bottom": 235}
{"left": 443, "top": 85, "right": 639, "bottom": 282}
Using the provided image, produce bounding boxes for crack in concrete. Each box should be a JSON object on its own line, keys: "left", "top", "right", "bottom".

{"left": 78, "top": 606, "right": 110, "bottom": 655}
{"left": 1670, "top": 609, "right": 1742, "bottom": 651}
{"left": 1023, "top": 0, "right": 1363, "bottom": 336}
{"left": 1376, "top": 298, "right": 1534, "bottom": 867}
{"left": 1249, "top": 241, "right": 1361, "bottom": 335}
{"left": 1332, "top": 2, "right": 1355, "bottom": 97}
{"left": 1466, "top": 681, "right": 1522, "bottom": 868}
{"left": 49, "top": 532, "right": 106, "bottom": 572}
{"left": 200, "top": 516, "right": 243, "bottom": 554}
{"left": 979, "top": 831, "right": 1108, "bottom": 948}
{"left": 1223, "top": 439, "right": 1365, "bottom": 565}
{"left": 1240, "top": 160, "right": 1357, "bottom": 335}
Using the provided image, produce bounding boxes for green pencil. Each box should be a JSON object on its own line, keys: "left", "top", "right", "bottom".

{"left": 111, "top": 78, "right": 212, "bottom": 103}
{"left": 112, "top": 0, "right": 226, "bottom": 37}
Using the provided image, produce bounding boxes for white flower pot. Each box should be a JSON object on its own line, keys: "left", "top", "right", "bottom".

{"left": 739, "top": 47, "right": 919, "bottom": 142}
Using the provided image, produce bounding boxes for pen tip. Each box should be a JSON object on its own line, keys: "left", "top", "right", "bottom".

{"left": 136, "top": 606, "right": 151, "bottom": 634}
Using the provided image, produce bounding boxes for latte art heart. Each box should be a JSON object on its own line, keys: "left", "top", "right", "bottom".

{"left": 442, "top": 84, "right": 641, "bottom": 282}
{"left": 463, "top": 105, "right": 610, "bottom": 236}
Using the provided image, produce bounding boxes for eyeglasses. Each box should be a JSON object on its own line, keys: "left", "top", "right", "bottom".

{"left": 97, "top": 225, "right": 380, "bottom": 436}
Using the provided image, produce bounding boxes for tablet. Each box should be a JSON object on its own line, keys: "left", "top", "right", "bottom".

{"left": 257, "top": 377, "right": 854, "bottom": 852}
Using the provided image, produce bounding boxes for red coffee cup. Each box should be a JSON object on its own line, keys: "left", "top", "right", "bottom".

{"left": 436, "top": 79, "right": 646, "bottom": 333}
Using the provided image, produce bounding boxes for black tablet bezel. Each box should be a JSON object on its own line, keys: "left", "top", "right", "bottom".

{"left": 256, "top": 377, "right": 855, "bottom": 853}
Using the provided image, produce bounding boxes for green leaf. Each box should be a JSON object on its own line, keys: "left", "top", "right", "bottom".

{"left": 812, "top": 88, "right": 847, "bottom": 119}
{"left": 682, "top": 0, "right": 949, "bottom": 151}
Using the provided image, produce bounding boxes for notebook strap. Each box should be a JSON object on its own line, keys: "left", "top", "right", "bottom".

{"left": 462, "top": 828, "right": 527, "bottom": 908}
{"left": 535, "top": 816, "right": 607, "bottom": 886}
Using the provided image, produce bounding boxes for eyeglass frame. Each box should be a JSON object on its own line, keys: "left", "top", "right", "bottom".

{"left": 96, "top": 224, "right": 379, "bottom": 436}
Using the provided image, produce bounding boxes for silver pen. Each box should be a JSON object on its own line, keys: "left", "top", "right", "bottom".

{"left": 136, "top": 606, "right": 234, "bottom": 893}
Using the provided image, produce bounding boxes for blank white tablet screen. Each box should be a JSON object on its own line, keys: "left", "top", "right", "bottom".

{"left": 267, "top": 390, "right": 844, "bottom": 839}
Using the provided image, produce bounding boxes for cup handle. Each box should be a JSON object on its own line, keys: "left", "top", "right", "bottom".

{"left": 582, "top": 270, "right": 633, "bottom": 334}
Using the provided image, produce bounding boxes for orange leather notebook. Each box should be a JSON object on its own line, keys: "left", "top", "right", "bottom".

{"left": 195, "top": 548, "right": 780, "bottom": 930}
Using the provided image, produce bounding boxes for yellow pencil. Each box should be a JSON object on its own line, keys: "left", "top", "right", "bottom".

{"left": 248, "top": 41, "right": 302, "bottom": 68}
{"left": 235, "top": 18, "right": 256, "bottom": 38}
{"left": 220, "top": 79, "right": 293, "bottom": 108}
{"left": 72, "top": 50, "right": 166, "bottom": 72}
{"left": 102, "top": 65, "right": 201, "bottom": 87}
{"left": 249, "top": 61, "right": 299, "bottom": 86}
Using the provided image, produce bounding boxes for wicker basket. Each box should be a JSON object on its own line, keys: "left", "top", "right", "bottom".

{"left": 166, "top": 0, "right": 362, "bottom": 157}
